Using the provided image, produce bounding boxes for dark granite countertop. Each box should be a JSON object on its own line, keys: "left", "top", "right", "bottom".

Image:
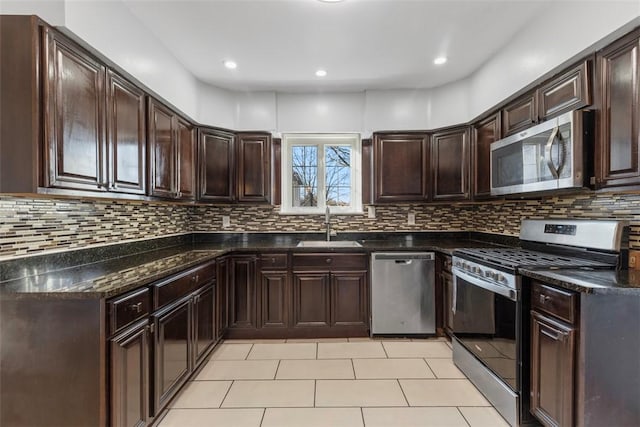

{"left": 0, "top": 232, "right": 515, "bottom": 298}
{"left": 521, "top": 268, "right": 640, "bottom": 295}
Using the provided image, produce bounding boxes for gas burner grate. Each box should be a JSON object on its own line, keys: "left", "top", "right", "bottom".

{"left": 456, "top": 248, "right": 612, "bottom": 269}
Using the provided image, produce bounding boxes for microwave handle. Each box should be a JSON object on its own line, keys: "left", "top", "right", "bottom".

{"left": 544, "top": 126, "right": 561, "bottom": 179}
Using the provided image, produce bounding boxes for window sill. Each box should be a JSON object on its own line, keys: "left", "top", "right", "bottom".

{"left": 278, "top": 210, "right": 365, "bottom": 216}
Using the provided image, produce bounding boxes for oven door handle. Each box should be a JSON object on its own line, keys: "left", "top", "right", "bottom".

{"left": 452, "top": 268, "right": 518, "bottom": 301}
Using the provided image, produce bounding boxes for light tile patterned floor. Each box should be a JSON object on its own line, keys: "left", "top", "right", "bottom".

{"left": 160, "top": 338, "right": 510, "bottom": 427}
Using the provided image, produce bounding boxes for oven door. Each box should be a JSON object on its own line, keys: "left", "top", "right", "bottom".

{"left": 452, "top": 268, "right": 519, "bottom": 392}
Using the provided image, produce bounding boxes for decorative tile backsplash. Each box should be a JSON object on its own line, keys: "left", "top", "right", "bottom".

{"left": 191, "top": 204, "right": 475, "bottom": 233}
{"left": 2, "top": 191, "right": 640, "bottom": 260}
{"left": 0, "top": 196, "right": 192, "bottom": 259}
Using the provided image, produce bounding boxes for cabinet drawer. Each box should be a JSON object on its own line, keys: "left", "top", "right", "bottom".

{"left": 153, "top": 262, "right": 216, "bottom": 309}
{"left": 531, "top": 282, "right": 577, "bottom": 324}
{"left": 108, "top": 287, "right": 151, "bottom": 335}
{"left": 292, "top": 253, "right": 367, "bottom": 270}
{"left": 260, "top": 254, "right": 289, "bottom": 270}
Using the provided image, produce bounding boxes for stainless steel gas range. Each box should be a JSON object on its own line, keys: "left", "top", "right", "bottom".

{"left": 451, "top": 219, "right": 628, "bottom": 427}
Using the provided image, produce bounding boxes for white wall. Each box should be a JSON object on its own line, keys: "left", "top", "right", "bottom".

{"left": 276, "top": 92, "right": 365, "bottom": 134}
{"left": 3, "top": 0, "right": 640, "bottom": 133}
{"left": 63, "top": 0, "right": 200, "bottom": 119}
{"left": 0, "top": 0, "right": 65, "bottom": 25}
{"left": 467, "top": 1, "right": 640, "bottom": 118}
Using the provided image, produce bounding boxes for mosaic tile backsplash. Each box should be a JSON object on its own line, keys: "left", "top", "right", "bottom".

{"left": 2, "top": 191, "right": 640, "bottom": 259}
{"left": 0, "top": 196, "right": 192, "bottom": 259}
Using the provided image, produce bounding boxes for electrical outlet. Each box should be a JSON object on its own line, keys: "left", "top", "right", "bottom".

{"left": 407, "top": 212, "right": 416, "bottom": 225}
{"left": 630, "top": 250, "right": 640, "bottom": 269}
{"left": 222, "top": 216, "right": 230, "bottom": 228}
{"left": 367, "top": 206, "right": 376, "bottom": 219}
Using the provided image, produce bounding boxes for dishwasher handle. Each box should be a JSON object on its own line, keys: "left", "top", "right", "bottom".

{"left": 373, "top": 253, "right": 435, "bottom": 261}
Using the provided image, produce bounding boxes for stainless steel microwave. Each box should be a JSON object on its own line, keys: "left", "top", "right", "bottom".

{"left": 490, "top": 110, "right": 593, "bottom": 196}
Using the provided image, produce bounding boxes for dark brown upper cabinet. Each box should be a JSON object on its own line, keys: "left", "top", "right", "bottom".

{"left": 199, "top": 128, "right": 235, "bottom": 202}
{"left": 373, "top": 132, "right": 430, "bottom": 203}
{"left": 43, "top": 27, "right": 107, "bottom": 191}
{"left": 431, "top": 127, "right": 470, "bottom": 201}
{"left": 198, "top": 130, "right": 271, "bottom": 203}
{"left": 236, "top": 132, "right": 271, "bottom": 203}
{"left": 502, "top": 92, "right": 538, "bottom": 137}
{"left": 106, "top": 71, "right": 146, "bottom": 195}
{"left": 538, "top": 60, "right": 592, "bottom": 120}
{"left": 148, "top": 97, "right": 195, "bottom": 200}
{"left": 472, "top": 113, "right": 501, "bottom": 199}
{"left": 595, "top": 30, "right": 640, "bottom": 190}
{"left": 42, "top": 27, "right": 148, "bottom": 197}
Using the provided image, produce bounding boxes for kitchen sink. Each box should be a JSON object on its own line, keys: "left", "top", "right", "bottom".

{"left": 296, "top": 240, "right": 362, "bottom": 248}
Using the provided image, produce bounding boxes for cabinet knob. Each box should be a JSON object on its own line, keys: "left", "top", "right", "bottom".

{"left": 192, "top": 274, "right": 199, "bottom": 282}
{"left": 539, "top": 294, "right": 551, "bottom": 304}
{"left": 271, "top": 258, "right": 276, "bottom": 264}
{"left": 326, "top": 258, "right": 332, "bottom": 264}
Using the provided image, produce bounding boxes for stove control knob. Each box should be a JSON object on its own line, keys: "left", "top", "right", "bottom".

{"left": 473, "top": 267, "right": 482, "bottom": 274}
{"left": 496, "top": 274, "right": 506, "bottom": 283}
{"left": 485, "top": 271, "right": 495, "bottom": 279}
{"left": 454, "top": 261, "right": 461, "bottom": 268}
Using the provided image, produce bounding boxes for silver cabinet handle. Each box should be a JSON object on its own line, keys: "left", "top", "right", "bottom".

{"left": 544, "top": 126, "right": 564, "bottom": 179}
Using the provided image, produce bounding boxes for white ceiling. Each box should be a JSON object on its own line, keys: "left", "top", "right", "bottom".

{"left": 122, "top": 0, "right": 549, "bottom": 92}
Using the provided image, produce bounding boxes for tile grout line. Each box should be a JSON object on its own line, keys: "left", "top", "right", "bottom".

{"left": 315, "top": 342, "right": 318, "bottom": 359}
{"left": 219, "top": 380, "right": 234, "bottom": 408}
{"left": 273, "top": 359, "right": 281, "bottom": 380}
{"left": 456, "top": 406, "right": 472, "bottom": 427}
{"left": 396, "top": 378, "right": 411, "bottom": 407}
{"left": 313, "top": 379, "right": 317, "bottom": 408}
{"left": 350, "top": 358, "right": 357, "bottom": 380}
{"left": 245, "top": 343, "right": 254, "bottom": 360}
{"left": 381, "top": 342, "right": 389, "bottom": 358}
{"left": 360, "top": 406, "right": 366, "bottom": 426}
{"left": 422, "top": 358, "right": 437, "bottom": 378}
{"left": 259, "top": 407, "right": 266, "bottom": 427}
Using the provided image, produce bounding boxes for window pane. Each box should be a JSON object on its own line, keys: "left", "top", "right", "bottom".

{"left": 292, "top": 145, "right": 318, "bottom": 207}
{"left": 325, "top": 146, "right": 351, "bottom": 206}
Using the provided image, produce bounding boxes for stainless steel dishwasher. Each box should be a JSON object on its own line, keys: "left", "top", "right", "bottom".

{"left": 370, "top": 252, "right": 435, "bottom": 335}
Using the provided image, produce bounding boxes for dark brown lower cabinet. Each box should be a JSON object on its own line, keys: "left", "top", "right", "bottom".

{"left": 260, "top": 271, "right": 289, "bottom": 328}
{"left": 110, "top": 319, "right": 150, "bottom": 427}
{"left": 530, "top": 281, "right": 578, "bottom": 427}
{"left": 216, "top": 257, "right": 229, "bottom": 338}
{"left": 153, "top": 297, "right": 191, "bottom": 413}
{"left": 331, "top": 272, "right": 367, "bottom": 327}
{"left": 193, "top": 284, "right": 216, "bottom": 366}
{"left": 292, "top": 273, "right": 331, "bottom": 327}
{"left": 228, "top": 255, "right": 258, "bottom": 329}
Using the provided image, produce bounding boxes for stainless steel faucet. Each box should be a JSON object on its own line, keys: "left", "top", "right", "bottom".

{"left": 325, "top": 206, "right": 331, "bottom": 241}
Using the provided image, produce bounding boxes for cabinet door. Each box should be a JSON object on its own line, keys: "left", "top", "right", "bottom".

{"left": 292, "top": 272, "right": 330, "bottom": 327}
{"left": 530, "top": 311, "right": 576, "bottom": 427}
{"left": 431, "top": 127, "right": 469, "bottom": 201}
{"left": 229, "top": 256, "right": 257, "bottom": 329}
{"left": 43, "top": 28, "right": 107, "bottom": 191}
{"left": 373, "top": 133, "right": 429, "bottom": 202}
{"left": 148, "top": 99, "right": 176, "bottom": 198}
{"left": 472, "top": 113, "right": 500, "bottom": 199}
{"left": 538, "top": 60, "right": 591, "bottom": 120}
{"left": 596, "top": 32, "right": 640, "bottom": 189}
{"left": 502, "top": 92, "right": 537, "bottom": 136}
{"left": 237, "top": 132, "right": 271, "bottom": 203}
{"left": 153, "top": 298, "right": 191, "bottom": 414}
{"left": 259, "top": 271, "right": 288, "bottom": 328}
{"left": 106, "top": 71, "right": 146, "bottom": 195}
{"left": 331, "top": 271, "right": 367, "bottom": 327}
{"left": 216, "top": 258, "right": 229, "bottom": 338}
{"left": 199, "top": 129, "right": 235, "bottom": 202}
{"left": 176, "top": 118, "right": 195, "bottom": 200}
{"left": 110, "top": 320, "right": 149, "bottom": 427}
{"left": 193, "top": 284, "right": 216, "bottom": 366}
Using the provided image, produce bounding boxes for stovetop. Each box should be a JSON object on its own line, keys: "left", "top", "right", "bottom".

{"left": 454, "top": 247, "right": 615, "bottom": 270}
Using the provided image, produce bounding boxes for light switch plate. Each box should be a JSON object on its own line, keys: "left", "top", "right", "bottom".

{"left": 367, "top": 206, "right": 376, "bottom": 219}
{"left": 407, "top": 212, "right": 416, "bottom": 225}
{"left": 222, "top": 216, "right": 230, "bottom": 228}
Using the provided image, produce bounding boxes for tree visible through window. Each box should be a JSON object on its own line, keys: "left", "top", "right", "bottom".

{"left": 282, "top": 134, "right": 361, "bottom": 214}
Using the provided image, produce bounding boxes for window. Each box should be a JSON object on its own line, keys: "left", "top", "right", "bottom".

{"left": 281, "top": 133, "right": 362, "bottom": 214}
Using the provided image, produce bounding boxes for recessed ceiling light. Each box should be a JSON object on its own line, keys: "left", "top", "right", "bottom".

{"left": 434, "top": 56, "right": 447, "bottom": 65}
{"left": 315, "top": 69, "right": 327, "bottom": 77}
{"left": 223, "top": 60, "right": 237, "bottom": 70}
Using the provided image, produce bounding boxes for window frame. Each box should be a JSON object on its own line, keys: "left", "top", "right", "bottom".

{"left": 280, "top": 133, "right": 363, "bottom": 215}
